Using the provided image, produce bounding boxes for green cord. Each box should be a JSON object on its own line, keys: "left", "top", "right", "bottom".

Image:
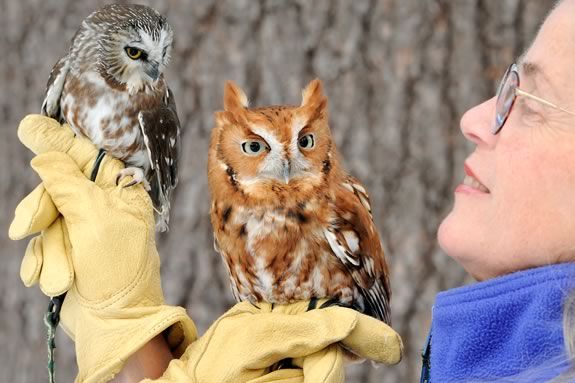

{"left": 44, "top": 297, "right": 62, "bottom": 383}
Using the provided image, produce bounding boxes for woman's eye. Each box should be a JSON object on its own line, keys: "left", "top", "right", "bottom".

{"left": 298, "top": 133, "right": 315, "bottom": 149}
{"left": 242, "top": 140, "right": 268, "bottom": 155}
{"left": 125, "top": 47, "right": 143, "bottom": 60}
{"left": 519, "top": 99, "right": 539, "bottom": 116}
{"left": 518, "top": 100, "right": 545, "bottom": 124}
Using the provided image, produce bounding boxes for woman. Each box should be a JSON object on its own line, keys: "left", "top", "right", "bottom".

{"left": 9, "top": 1, "right": 575, "bottom": 383}
{"left": 425, "top": 0, "right": 575, "bottom": 381}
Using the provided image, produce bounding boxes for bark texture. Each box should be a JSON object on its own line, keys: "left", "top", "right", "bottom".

{"left": 0, "top": 1, "right": 555, "bottom": 382}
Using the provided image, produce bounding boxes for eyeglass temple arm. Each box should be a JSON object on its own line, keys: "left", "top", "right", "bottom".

{"left": 515, "top": 88, "right": 575, "bottom": 116}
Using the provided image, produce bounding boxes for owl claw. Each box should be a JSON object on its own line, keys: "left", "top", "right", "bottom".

{"left": 116, "top": 167, "right": 151, "bottom": 191}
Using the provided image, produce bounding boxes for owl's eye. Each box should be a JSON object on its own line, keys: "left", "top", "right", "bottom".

{"left": 242, "top": 140, "right": 268, "bottom": 156}
{"left": 125, "top": 47, "right": 143, "bottom": 60}
{"left": 298, "top": 134, "right": 315, "bottom": 150}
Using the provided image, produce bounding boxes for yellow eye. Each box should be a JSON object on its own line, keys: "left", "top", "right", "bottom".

{"left": 125, "top": 47, "right": 143, "bottom": 60}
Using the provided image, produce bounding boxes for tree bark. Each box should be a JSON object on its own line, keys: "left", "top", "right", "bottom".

{"left": 0, "top": 1, "right": 554, "bottom": 382}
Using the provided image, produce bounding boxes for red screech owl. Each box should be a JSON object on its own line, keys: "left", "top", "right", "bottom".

{"left": 41, "top": 4, "right": 180, "bottom": 231}
{"left": 208, "top": 79, "right": 391, "bottom": 324}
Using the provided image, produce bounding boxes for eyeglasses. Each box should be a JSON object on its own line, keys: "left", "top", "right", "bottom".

{"left": 492, "top": 63, "right": 575, "bottom": 134}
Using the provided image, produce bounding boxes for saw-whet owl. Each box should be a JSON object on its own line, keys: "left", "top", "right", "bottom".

{"left": 41, "top": 3, "right": 180, "bottom": 231}
{"left": 208, "top": 79, "right": 391, "bottom": 324}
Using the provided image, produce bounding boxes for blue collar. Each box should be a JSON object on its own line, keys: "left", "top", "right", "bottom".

{"left": 424, "top": 263, "right": 575, "bottom": 382}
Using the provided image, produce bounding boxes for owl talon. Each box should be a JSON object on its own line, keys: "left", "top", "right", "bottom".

{"left": 123, "top": 179, "right": 138, "bottom": 188}
{"left": 116, "top": 167, "right": 151, "bottom": 191}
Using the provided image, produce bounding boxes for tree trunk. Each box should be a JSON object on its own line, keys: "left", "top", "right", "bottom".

{"left": 0, "top": 1, "right": 554, "bottom": 381}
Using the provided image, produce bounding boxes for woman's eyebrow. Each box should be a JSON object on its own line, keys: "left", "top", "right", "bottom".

{"left": 518, "top": 59, "right": 560, "bottom": 97}
{"left": 522, "top": 61, "right": 543, "bottom": 78}
{"left": 519, "top": 60, "right": 553, "bottom": 88}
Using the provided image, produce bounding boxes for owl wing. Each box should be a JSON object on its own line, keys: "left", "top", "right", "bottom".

{"left": 138, "top": 87, "right": 181, "bottom": 231}
{"left": 213, "top": 237, "right": 242, "bottom": 302}
{"left": 324, "top": 175, "right": 391, "bottom": 323}
{"left": 41, "top": 54, "right": 70, "bottom": 121}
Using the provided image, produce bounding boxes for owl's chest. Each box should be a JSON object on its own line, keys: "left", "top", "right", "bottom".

{"left": 60, "top": 72, "right": 158, "bottom": 166}
{"left": 213, "top": 201, "right": 356, "bottom": 304}
{"left": 229, "top": 204, "right": 324, "bottom": 254}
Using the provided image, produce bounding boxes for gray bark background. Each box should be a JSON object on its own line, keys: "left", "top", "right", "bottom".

{"left": 0, "top": 0, "right": 555, "bottom": 382}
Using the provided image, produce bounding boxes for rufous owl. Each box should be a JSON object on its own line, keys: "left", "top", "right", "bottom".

{"left": 208, "top": 79, "right": 391, "bottom": 324}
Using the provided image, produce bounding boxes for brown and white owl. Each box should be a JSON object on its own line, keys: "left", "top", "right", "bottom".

{"left": 208, "top": 79, "right": 391, "bottom": 323}
{"left": 41, "top": 4, "right": 180, "bottom": 231}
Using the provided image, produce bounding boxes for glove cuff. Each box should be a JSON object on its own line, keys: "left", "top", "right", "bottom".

{"left": 70, "top": 304, "right": 197, "bottom": 383}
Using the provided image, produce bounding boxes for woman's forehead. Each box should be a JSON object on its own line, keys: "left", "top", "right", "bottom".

{"left": 523, "top": 0, "right": 575, "bottom": 100}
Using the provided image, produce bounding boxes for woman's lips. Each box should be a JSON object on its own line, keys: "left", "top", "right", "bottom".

{"left": 456, "top": 164, "right": 490, "bottom": 194}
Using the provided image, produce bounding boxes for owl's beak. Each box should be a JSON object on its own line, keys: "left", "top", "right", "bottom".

{"left": 145, "top": 62, "right": 160, "bottom": 81}
{"left": 283, "top": 159, "right": 291, "bottom": 184}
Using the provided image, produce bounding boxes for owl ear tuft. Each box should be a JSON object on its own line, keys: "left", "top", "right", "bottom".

{"left": 300, "top": 78, "right": 327, "bottom": 117}
{"left": 224, "top": 81, "right": 249, "bottom": 113}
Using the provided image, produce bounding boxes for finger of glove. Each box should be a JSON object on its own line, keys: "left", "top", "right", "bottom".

{"left": 31, "top": 152, "right": 149, "bottom": 223}
{"left": 18, "top": 115, "right": 125, "bottom": 185}
{"left": 300, "top": 345, "right": 344, "bottom": 383}
{"left": 20, "top": 235, "right": 43, "bottom": 287}
{"left": 9, "top": 183, "right": 59, "bottom": 240}
{"left": 247, "top": 369, "right": 303, "bottom": 383}
{"left": 216, "top": 308, "right": 358, "bottom": 370}
{"left": 339, "top": 310, "right": 403, "bottom": 365}
{"left": 30, "top": 152, "right": 103, "bottom": 219}
{"left": 18, "top": 115, "right": 75, "bottom": 155}
{"left": 39, "top": 218, "right": 74, "bottom": 296}
{"left": 91, "top": 153, "right": 131, "bottom": 190}
{"left": 248, "top": 347, "right": 344, "bottom": 383}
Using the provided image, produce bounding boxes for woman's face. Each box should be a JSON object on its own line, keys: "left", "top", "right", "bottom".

{"left": 438, "top": 0, "right": 575, "bottom": 281}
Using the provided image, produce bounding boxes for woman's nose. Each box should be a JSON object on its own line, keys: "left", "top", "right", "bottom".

{"left": 460, "top": 96, "right": 499, "bottom": 148}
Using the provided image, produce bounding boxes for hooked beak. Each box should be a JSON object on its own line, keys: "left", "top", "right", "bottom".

{"left": 282, "top": 159, "right": 291, "bottom": 184}
{"left": 145, "top": 62, "right": 160, "bottom": 81}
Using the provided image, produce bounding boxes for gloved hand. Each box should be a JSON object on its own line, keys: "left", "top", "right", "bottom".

{"left": 10, "top": 115, "right": 403, "bottom": 383}
{"left": 9, "top": 115, "right": 197, "bottom": 382}
{"left": 147, "top": 301, "right": 402, "bottom": 383}
{"left": 146, "top": 302, "right": 403, "bottom": 383}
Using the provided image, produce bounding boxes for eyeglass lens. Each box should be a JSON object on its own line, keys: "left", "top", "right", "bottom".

{"left": 493, "top": 65, "right": 519, "bottom": 134}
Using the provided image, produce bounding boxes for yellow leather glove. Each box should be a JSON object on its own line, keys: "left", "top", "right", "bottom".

{"left": 9, "top": 115, "right": 197, "bottom": 382}
{"left": 145, "top": 302, "right": 402, "bottom": 383}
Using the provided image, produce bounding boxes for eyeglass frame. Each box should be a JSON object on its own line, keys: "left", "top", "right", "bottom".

{"left": 491, "top": 62, "right": 575, "bottom": 134}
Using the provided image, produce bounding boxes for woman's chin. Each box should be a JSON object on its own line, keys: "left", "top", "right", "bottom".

{"left": 437, "top": 213, "right": 485, "bottom": 280}
{"left": 436, "top": 212, "right": 461, "bottom": 259}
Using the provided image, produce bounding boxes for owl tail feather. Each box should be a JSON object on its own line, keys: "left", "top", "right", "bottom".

{"left": 150, "top": 170, "right": 172, "bottom": 233}
{"left": 153, "top": 204, "right": 170, "bottom": 232}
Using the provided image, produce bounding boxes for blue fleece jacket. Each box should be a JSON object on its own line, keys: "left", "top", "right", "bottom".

{"left": 422, "top": 263, "right": 575, "bottom": 382}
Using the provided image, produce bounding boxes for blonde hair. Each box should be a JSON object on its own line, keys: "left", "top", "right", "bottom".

{"left": 551, "top": 0, "right": 575, "bottom": 380}
{"left": 552, "top": 293, "right": 575, "bottom": 381}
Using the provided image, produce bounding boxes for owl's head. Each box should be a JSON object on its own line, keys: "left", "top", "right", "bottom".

{"left": 209, "top": 79, "right": 340, "bottom": 202}
{"left": 88, "top": 4, "right": 174, "bottom": 92}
